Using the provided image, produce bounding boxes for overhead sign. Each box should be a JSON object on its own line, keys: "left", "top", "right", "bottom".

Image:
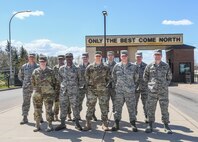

{"left": 86, "top": 34, "right": 183, "bottom": 47}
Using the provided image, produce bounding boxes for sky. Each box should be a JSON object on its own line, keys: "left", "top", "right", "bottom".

{"left": 0, "top": 0, "right": 197, "bottom": 63}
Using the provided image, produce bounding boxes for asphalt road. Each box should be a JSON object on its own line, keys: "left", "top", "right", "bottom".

{"left": 0, "top": 88, "right": 22, "bottom": 113}
{"left": 169, "top": 87, "right": 198, "bottom": 123}
{"left": 0, "top": 87, "right": 198, "bottom": 123}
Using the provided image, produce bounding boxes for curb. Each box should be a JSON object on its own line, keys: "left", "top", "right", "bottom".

{"left": 170, "top": 104, "right": 198, "bottom": 130}
{"left": 0, "top": 87, "right": 21, "bottom": 92}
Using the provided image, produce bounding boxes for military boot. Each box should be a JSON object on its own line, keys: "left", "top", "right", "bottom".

{"left": 67, "top": 114, "right": 72, "bottom": 121}
{"left": 102, "top": 121, "right": 109, "bottom": 131}
{"left": 75, "top": 119, "right": 83, "bottom": 131}
{"left": 55, "top": 119, "right": 66, "bottom": 131}
{"left": 83, "top": 119, "right": 91, "bottom": 131}
{"left": 55, "top": 115, "right": 59, "bottom": 121}
{"left": 145, "top": 122, "right": 153, "bottom": 133}
{"left": 40, "top": 117, "right": 44, "bottom": 123}
{"left": 33, "top": 121, "right": 41, "bottom": 132}
{"left": 92, "top": 113, "right": 97, "bottom": 121}
{"left": 130, "top": 121, "right": 138, "bottom": 132}
{"left": 145, "top": 115, "right": 149, "bottom": 123}
{"left": 20, "top": 115, "right": 28, "bottom": 125}
{"left": 111, "top": 120, "right": 119, "bottom": 131}
{"left": 45, "top": 122, "right": 54, "bottom": 132}
{"left": 164, "top": 123, "right": 172, "bottom": 134}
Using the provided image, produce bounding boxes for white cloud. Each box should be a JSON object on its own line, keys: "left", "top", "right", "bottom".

{"left": 0, "top": 39, "right": 85, "bottom": 57}
{"left": 13, "top": 10, "right": 44, "bottom": 20}
{"left": 162, "top": 19, "right": 193, "bottom": 26}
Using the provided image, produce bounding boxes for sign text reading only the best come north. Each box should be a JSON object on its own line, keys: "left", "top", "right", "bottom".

{"left": 86, "top": 34, "right": 183, "bottom": 47}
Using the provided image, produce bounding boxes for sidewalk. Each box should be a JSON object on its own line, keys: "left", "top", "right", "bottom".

{"left": 177, "top": 83, "right": 198, "bottom": 94}
{"left": 0, "top": 96, "right": 198, "bottom": 142}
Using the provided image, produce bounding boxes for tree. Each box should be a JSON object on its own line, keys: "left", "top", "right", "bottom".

{"left": 18, "top": 46, "right": 28, "bottom": 68}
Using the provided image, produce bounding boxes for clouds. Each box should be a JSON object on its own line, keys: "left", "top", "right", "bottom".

{"left": 0, "top": 39, "right": 85, "bottom": 57}
{"left": 162, "top": 19, "right": 193, "bottom": 26}
{"left": 13, "top": 10, "right": 44, "bottom": 20}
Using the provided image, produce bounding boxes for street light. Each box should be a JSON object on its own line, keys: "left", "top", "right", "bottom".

{"left": 8, "top": 10, "right": 32, "bottom": 86}
{"left": 102, "top": 10, "right": 107, "bottom": 62}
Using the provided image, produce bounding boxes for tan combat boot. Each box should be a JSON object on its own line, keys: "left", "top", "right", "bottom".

{"left": 33, "top": 121, "right": 41, "bottom": 132}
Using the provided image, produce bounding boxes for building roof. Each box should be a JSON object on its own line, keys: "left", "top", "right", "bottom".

{"left": 166, "top": 44, "right": 196, "bottom": 50}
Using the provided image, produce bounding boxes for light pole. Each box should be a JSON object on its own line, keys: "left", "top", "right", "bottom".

{"left": 102, "top": 11, "right": 107, "bottom": 62}
{"left": 9, "top": 10, "right": 31, "bottom": 86}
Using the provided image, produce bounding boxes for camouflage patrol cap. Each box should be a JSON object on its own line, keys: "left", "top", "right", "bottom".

{"left": 95, "top": 51, "right": 102, "bottom": 56}
{"left": 58, "top": 55, "right": 65, "bottom": 59}
{"left": 120, "top": 50, "right": 128, "bottom": 56}
{"left": 39, "top": 55, "right": 47, "bottom": 62}
{"left": 28, "top": 53, "right": 36, "bottom": 57}
{"left": 135, "top": 52, "right": 142, "bottom": 57}
{"left": 154, "top": 49, "right": 162, "bottom": 55}
{"left": 107, "top": 51, "right": 114, "bottom": 55}
{"left": 82, "top": 52, "right": 89, "bottom": 58}
{"left": 65, "top": 53, "right": 73, "bottom": 57}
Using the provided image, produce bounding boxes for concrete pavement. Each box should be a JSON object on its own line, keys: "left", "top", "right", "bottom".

{"left": 0, "top": 89, "right": 198, "bottom": 142}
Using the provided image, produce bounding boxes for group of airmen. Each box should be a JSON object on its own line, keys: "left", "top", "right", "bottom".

{"left": 18, "top": 49, "right": 173, "bottom": 134}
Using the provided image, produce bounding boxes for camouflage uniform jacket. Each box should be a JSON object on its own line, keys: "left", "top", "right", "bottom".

{"left": 53, "top": 64, "right": 63, "bottom": 93}
{"left": 59, "top": 64, "right": 80, "bottom": 94}
{"left": 105, "top": 60, "right": 117, "bottom": 88}
{"left": 112, "top": 62, "right": 139, "bottom": 93}
{"left": 18, "top": 62, "right": 39, "bottom": 88}
{"left": 31, "top": 66, "right": 56, "bottom": 94}
{"left": 79, "top": 62, "right": 90, "bottom": 89}
{"left": 85, "top": 62, "right": 110, "bottom": 91}
{"left": 135, "top": 61, "right": 147, "bottom": 92}
{"left": 143, "top": 61, "right": 172, "bottom": 93}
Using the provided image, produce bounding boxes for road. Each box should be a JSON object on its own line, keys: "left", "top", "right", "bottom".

{"left": 0, "top": 87, "right": 198, "bottom": 123}
{"left": 0, "top": 88, "right": 22, "bottom": 113}
{"left": 169, "top": 87, "right": 198, "bottom": 123}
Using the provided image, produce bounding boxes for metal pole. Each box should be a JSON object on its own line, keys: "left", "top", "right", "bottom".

{"left": 8, "top": 10, "right": 31, "bottom": 86}
{"left": 102, "top": 11, "right": 107, "bottom": 62}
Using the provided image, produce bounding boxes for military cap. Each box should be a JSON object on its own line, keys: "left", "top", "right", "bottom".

{"left": 28, "top": 53, "right": 36, "bottom": 57}
{"left": 95, "top": 51, "right": 102, "bottom": 55}
{"left": 120, "top": 50, "right": 128, "bottom": 56}
{"left": 65, "top": 53, "right": 73, "bottom": 57}
{"left": 154, "top": 49, "right": 162, "bottom": 55}
{"left": 39, "top": 55, "right": 47, "bottom": 62}
{"left": 58, "top": 55, "right": 65, "bottom": 59}
{"left": 135, "top": 52, "right": 142, "bottom": 57}
{"left": 82, "top": 52, "right": 89, "bottom": 58}
{"left": 107, "top": 51, "right": 114, "bottom": 55}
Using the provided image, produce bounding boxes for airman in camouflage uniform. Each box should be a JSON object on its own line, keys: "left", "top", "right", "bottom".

{"left": 55, "top": 53, "right": 82, "bottom": 131}
{"left": 31, "top": 55, "right": 56, "bottom": 132}
{"left": 111, "top": 50, "right": 139, "bottom": 132}
{"left": 105, "top": 51, "right": 117, "bottom": 112}
{"left": 53, "top": 55, "right": 65, "bottom": 121}
{"left": 144, "top": 49, "right": 172, "bottom": 134}
{"left": 18, "top": 53, "right": 39, "bottom": 125}
{"left": 135, "top": 52, "right": 148, "bottom": 122}
{"left": 84, "top": 51, "right": 110, "bottom": 131}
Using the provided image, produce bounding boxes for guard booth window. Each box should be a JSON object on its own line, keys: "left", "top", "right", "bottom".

{"left": 179, "top": 62, "right": 191, "bottom": 74}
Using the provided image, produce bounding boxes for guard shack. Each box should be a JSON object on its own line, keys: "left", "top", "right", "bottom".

{"left": 85, "top": 33, "right": 196, "bottom": 83}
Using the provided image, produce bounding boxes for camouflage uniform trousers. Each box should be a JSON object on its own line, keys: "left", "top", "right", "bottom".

{"left": 59, "top": 90, "right": 80, "bottom": 120}
{"left": 53, "top": 92, "right": 60, "bottom": 116}
{"left": 135, "top": 90, "right": 148, "bottom": 116}
{"left": 86, "top": 88, "right": 109, "bottom": 121}
{"left": 147, "top": 91, "right": 170, "bottom": 123}
{"left": 114, "top": 91, "right": 136, "bottom": 122}
{"left": 22, "top": 86, "right": 33, "bottom": 116}
{"left": 107, "top": 88, "right": 116, "bottom": 112}
{"left": 78, "top": 88, "right": 86, "bottom": 112}
{"left": 33, "top": 92, "right": 54, "bottom": 122}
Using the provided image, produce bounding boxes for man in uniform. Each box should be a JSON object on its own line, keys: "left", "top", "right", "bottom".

{"left": 111, "top": 50, "right": 139, "bottom": 132}
{"left": 105, "top": 51, "right": 117, "bottom": 113}
{"left": 84, "top": 51, "right": 110, "bottom": 131}
{"left": 53, "top": 55, "right": 65, "bottom": 121}
{"left": 135, "top": 52, "right": 148, "bottom": 122}
{"left": 18, "top": 53, "right": 39, "bottom": 124}
{"left": 144, "top": 49, "right": 172, "bottom": 134}
{"left": 55, "top": 53, "right": 82, "bottom": 131}
{"left": 31, "top": 55, "right": 56, "bottom": 132}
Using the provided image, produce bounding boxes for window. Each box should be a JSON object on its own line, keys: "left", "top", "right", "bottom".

{"left": 179, "top": 62, "right": 191, "bottom": 74}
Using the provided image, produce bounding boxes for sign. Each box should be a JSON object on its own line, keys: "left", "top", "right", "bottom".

{"left": 86, "top": 34, "right": 183, "bottom": 47}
